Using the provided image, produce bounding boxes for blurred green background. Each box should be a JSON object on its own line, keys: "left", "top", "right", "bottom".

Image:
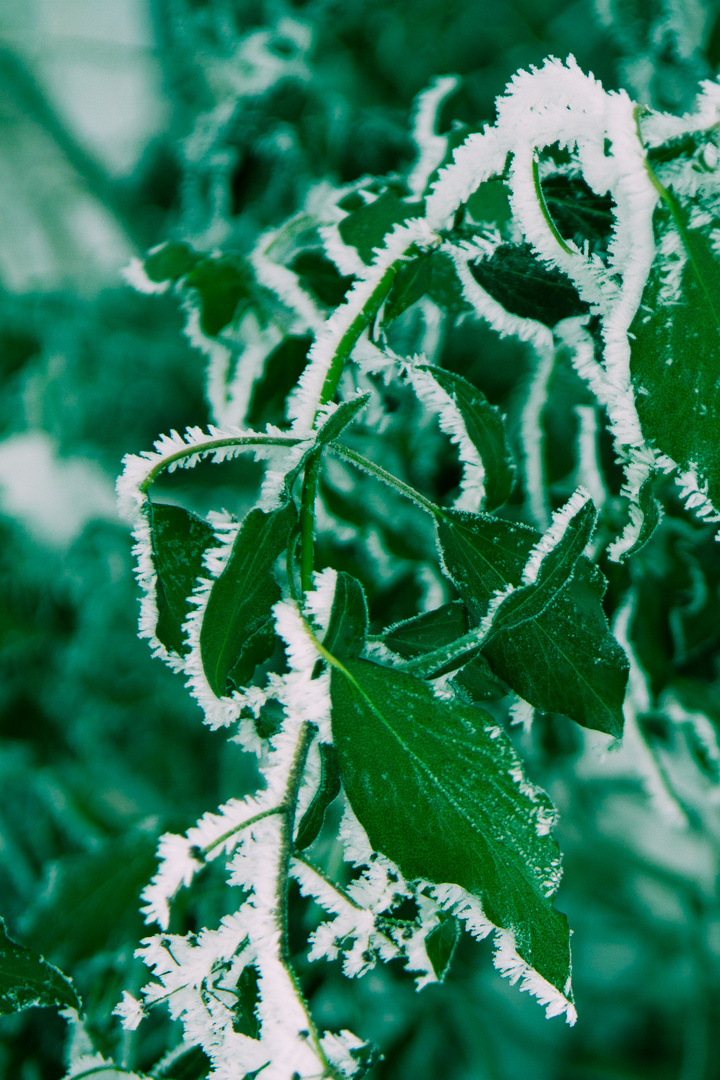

{"left": 1, "top": 1, "right": 720, "bottom": 1077}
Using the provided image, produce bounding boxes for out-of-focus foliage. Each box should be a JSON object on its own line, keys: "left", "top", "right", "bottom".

{"left": 2, "top": 1, "right": 720, "bottom": 1078}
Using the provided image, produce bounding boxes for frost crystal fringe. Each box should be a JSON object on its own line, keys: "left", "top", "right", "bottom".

{"left": 407, "top": 363, "right": 486, "bottom": 510}
{"left": 407, "top": 75, "right": 459, "bottom": 198}
{"left": 288, "top": 218, "right": 437, "bottom": 430}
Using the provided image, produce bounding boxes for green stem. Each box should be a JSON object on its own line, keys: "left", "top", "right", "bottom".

{"left": 531, "top": 152, "right": 574, "bottom": 257}
{"left": 291, "top": 853, "right": 364, "bottom": 911}
{"left": 200, "top": 805, "right": 285, "bottom": 858}
{"left": 316, "top": 264, "right": 399, "bottom": 410}
{"left": 327, "top": 442, "right": 442, "bottom": 518}
{"left": 299, "top": 449, "right": 323, "bottom": 594}
{"left": 298, "top": 261, "right": 403, "bottom": 594}
{"left": 139, "top": 434, "right": 304, "bottom": 493}
{"left": 276, "top": 722, "right": 342, "bottom": 1080}
{"left": 395, "top": 624, "right": 489, "bottom": 679}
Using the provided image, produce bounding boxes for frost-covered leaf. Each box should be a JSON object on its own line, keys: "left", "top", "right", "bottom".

{"left": 290, "top": 250, "right": 354, "bottom": 308}
{"left": 247, "top": 335, "right": 312, "bottom": 428}
{"left": 454, "top": 653, "right": 509, "bottom": 702}
{"left": 630, "top": 190, "right": 720, "bottom": 514}
{"left": 465, "top": 178, "right": 512, "bottom": 227}
{"left": 425, "top": 913, "right": 460, "bottom": 982}
{"left": 0, "top": 918, "right": 80, "bottom": 1015}
{"left": 185, "top": 255, "right": 257, "bottom": 337}
{"left": 541, "top": 174, "right": 614, "bottom": 256}
{"left": 470, "top": 243, "right": 589, "bottom": 327}
{"left": 145, "top": 241, "right": 202, "bottom": 284}
{"left": 316, "top": 393, "right": 371, "bottom": 444}
{"left": 417, "top": 365, "right": 515, "bottom": 509}
{"left": 382, "top": 600, "right": 469, "bottom": 658}
{"left": 383, "top": 251, "right": 470, "bottom": 321}
{"left": 322, "top": 571, "right": 368, "bottom": 660}
{"left": 149, "top": 501, "right": 215, "bottom": 656}
{"left": 156, "top": 1045, "right": 212, "bottom": 1079}
{"left": 437, "top": 502, "right": 628, "bottom": 735}
{"left": 295, "top": 743, "right": 341, "bottom": 850}
{"left": 232, "top": 965, "right": 260, "bottom": 1039}
{"left": 339, "top": 187, "right": 424, "bottom": 264}
{"left": 200, "top": 500, "right": 297, "bottom": 696}
{"left": 329, "top": 659, "right": 571, "bottom": 996}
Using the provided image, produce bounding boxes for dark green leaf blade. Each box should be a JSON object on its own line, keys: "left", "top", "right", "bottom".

{"left": 383, "top": 251, "right": 470, "bottom": 321}
{"left": 185, "top": 255, "right": 256, "bottom": 337}
{"left": 200, "top": 500, "right": 297, "bottom": 697}
{"left": 417, "top": 365, "right": 515, "bottom": 510}
{"left": 630, "top": 190, "right": 720, "bottom": 512}
{"left": 315, "top": 393, "right": 371, "bottom": 445}
{"left": 295, "top": 743, "right": 341, "bottom": 851}
{"left": 339, "top": 188, "right": 424, "bottom": 264}
{"left": 145, "top": 241, "right": 202, "bottom": 284}
{"left": 382, "top": 601, "right": 469, "bottom": 659}
{"left": 0, "top": 918, "right": 80, "bottom": 1016}
{"left": 329, "top": 660, "right": 572, "bottom": 998}
{"left": 232, "top": 965, "right": 260, "bottom": 1039}
{"left": 425, "top": 913, "right": 460, "bottom": 982}
{"left": 437, "top": 504, "right": 628, "bottom": 735}
{"left": 149, "top": 502, "right": 215, "bottom": 656}
{"left": 321, "top": 572, "right": 368, "bottom": 660}
{"left": 470, "top": 243, "right": 589, "bottom": 327}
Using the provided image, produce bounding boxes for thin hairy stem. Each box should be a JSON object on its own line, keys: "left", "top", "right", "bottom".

{"left": 275, "top": 721, "right": 344, "bottom": 1080}
{"left": 327, "top": 442, "right": 442, "bottom": 517}
{"left": 139, "top": 434, "right": 304, "bottom": 492}
{"left": 200, "top": 805, "right": 286, "bottom": 858}
{"left": 299, "top": 258, "right": 405, "bottom": 593}
{"left": 300, "top": 449, "right": 323, "bottom": 594}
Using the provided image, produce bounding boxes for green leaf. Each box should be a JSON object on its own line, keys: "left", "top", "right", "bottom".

{"left": 0, "top": 918, "right": 80, "bottom": 1015}
{"left": 200, "top": 500, "right": 297, "bottom": 697}
{"left": 339, "top": 188, "right": 424, "bottom": 264}
{"left": 454, "top": 653, "right": 509, "bottom": 703}
{"left": 437, "top": 504, "right": 628, "bottom": 735}
{"left": 290, "top": 250, "right": 354, "bottom": 307}
{"left": 620, "top": 476, "right": 662, "bottom": 561}
{"left": 425, "top": 913, "right": 460, "bottom": 982}
{"left": 295, "top": 743, "right": 341, "bottom": 850}
{"left": 247, "top": 335, "right": 312, "bottom": 429}
{"left": 232, "top": 965, "right": 260, "bottom": 1039}
{"left": 470, "top": 243, "right": 589, "bottom": 327}
{"left": 465, "top": 178, "right": 512, "bottom": 228}
{"left": 315, "top": 393, "right": 371, "bottom": 445}
{"left": 184, "top": 255, "right": 256, "bottom": 337}
{"left": 630, "top": 189, "right": 720, "bottom": 512}
{"left": 145, "top": 241, "right": 202, "bottom": 284}
{"left": 417, "top": 365, "right": 515, "bottom": 510}
{"left": 382, "top": 601, "right": 469, "bottom": 659}
{"left": 149, "top": 502, "right": 216, "bottom": 656}
{"left": 321, "top": 572, "right": 368, "bottom": 660}
{"left": 329, "top": 659, "right": 571, "bottom": 996}
{"left": 383, "top": 251, "right": 470, "bottom": 321}
{"left": 541, "top": 174, "right": 614, "bottom": 257}
{"left": 157, "top": 1045, "right": 211, "bottom": 1079}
